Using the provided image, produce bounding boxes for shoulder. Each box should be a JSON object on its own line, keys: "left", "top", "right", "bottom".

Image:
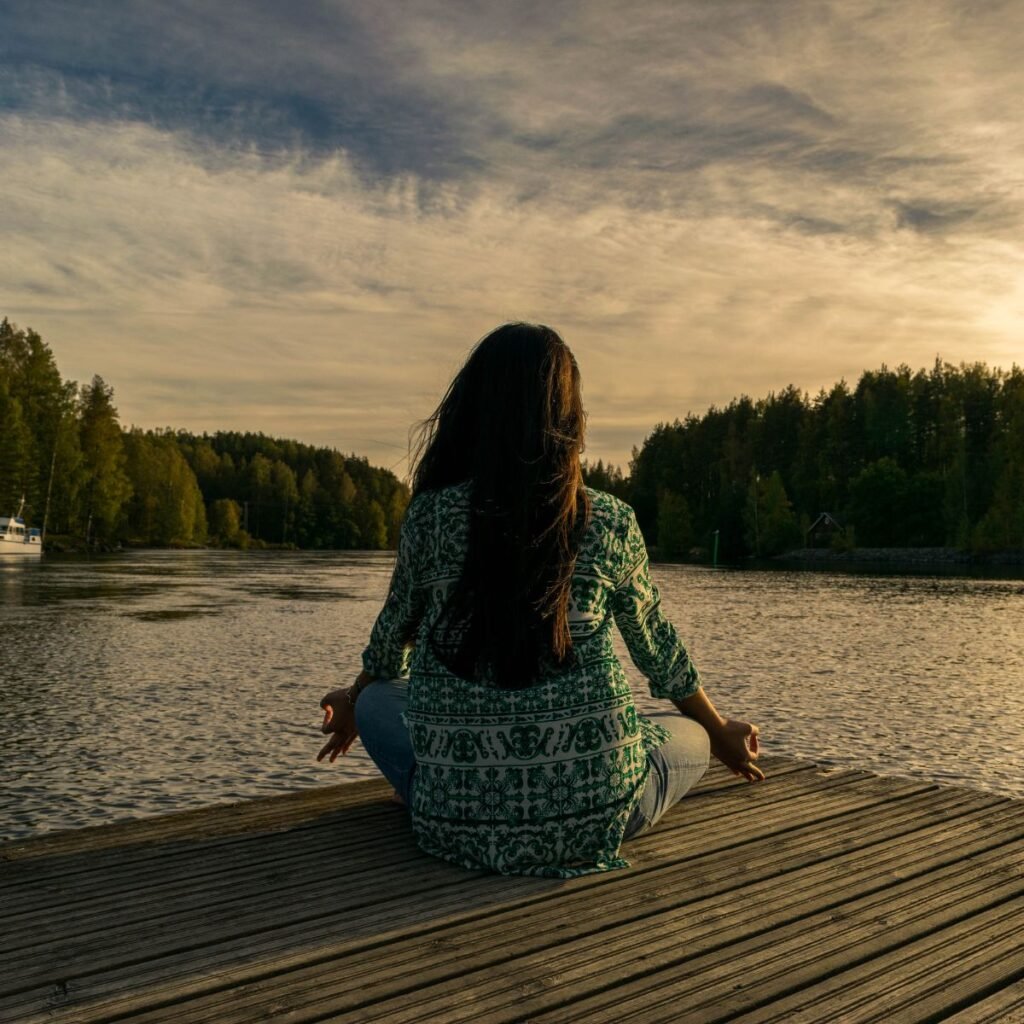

{"left": 403, "top": 481, "right": 471, "bottom": 528}
{"left": 581, "top": 488, "right": 645, "bottom": 577}
{"left": 584, "top": 487, "right": 638, "bottom": 536}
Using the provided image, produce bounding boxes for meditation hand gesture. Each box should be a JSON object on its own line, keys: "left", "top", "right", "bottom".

{"left": 710, "top": 719, "right": 763, "bottom": 782}
{"left": 317, "top": 686, "right": 359, "bottom": 763}
{"left": 671, "top": 689, "right": 764, "bottom": 783}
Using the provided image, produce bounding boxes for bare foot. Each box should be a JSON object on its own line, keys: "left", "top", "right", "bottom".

{"left": 390, "top": 790, "right": 406, "bottom": 807}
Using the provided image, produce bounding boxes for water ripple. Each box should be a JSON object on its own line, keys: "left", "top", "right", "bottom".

{"left": 1, "top": 552, "right": 1022, "bottom": 840}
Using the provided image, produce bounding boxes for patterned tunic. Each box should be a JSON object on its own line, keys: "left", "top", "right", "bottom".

{"left": 361, "top": 484, "right": 701, "bottom": 877}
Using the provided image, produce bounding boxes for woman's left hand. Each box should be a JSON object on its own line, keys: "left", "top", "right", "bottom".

{"left": 709, "top": 718, "right": 764, "bottom": 782}
{"left": 317, "top": 688, "right": 358, "bottom": 762}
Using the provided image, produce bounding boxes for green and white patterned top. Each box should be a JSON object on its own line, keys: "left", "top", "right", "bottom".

{"left": 362, "top": 483, "right": 701, "bottom": 877}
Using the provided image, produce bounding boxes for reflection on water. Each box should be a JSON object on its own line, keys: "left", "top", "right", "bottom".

{"left": 1, "top": 551, "right": 1022, "bottom": 840}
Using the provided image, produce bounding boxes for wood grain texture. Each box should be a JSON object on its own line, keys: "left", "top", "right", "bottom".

{"left": 3, "top": 755, "right": 1021, "bottom": 1024}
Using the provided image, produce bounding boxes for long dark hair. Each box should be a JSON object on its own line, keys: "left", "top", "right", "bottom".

{"left": 411, "top": 323, "right": 591, "bottom": 689}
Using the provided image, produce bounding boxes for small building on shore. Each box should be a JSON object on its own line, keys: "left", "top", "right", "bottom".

{"left": 806, "top": 512, "right": 843, "bottom": 548}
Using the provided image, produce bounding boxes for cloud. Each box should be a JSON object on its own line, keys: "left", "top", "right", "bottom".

{"left": 1, "top": 0, "right": 1023, "bottom": 470}
{"left": 891, "top": 201, "right": 984, "bottom": 233}
{"left": 0, "top": 0, "right": 481, "bottom": 179}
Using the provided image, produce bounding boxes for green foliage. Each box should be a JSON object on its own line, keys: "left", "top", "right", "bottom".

{"left": 1, "top": 317, "right": 82, "bottom": 530}
{"left": 903, "top": 471, "right": 946, "bottom": 546}
{"left": 78, "top": 376, "right": 132, "bottom": 543}
{"left": 351, "top": 498, "right": 385, "bottom": 549}
{"left": 6, "top": 314, "right": 1021, "bottom": 558}
{"left": 270, "top": 460, "right": 299, "bottom": 544}
{"left": 745, "top": 471, "right": 801, "bottom": 556}
{"left": 847, "top": 458, "right": 908, "bottom": 547}
{"left": 0, "top": 316, "right": 411, "bottom": 550}
{"left": 971, "top": 367, "right": 1024, "bottom": 551}
{"left": 171, "top": 435, "right": 405, "bottom": 549}
{"left": 209, "top": 498, "right": 245, "bottom": 546}
{"left": 385, "top": 489, "right": 409, "bottom": 548}
{"left": 0, "top": 380, "right": 33, "bottom": 512}
{"left": 630, "top": 359, "right": 1024, "bottom": 557}
{"left": 656, "top": 490, "right": 693, "bottom": 558}
{"left": 972, "top": 466, "right": 1024, "bottom": 551}
{"left": 123, "top": 431, "right": 207, "bottom": 545}
{"left": 582, "top": 459, "right": 629, "bottom": 500}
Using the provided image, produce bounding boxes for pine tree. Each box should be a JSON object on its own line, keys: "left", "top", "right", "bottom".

{"left": 0, "top": 382, "right": 33, "bottom": 512}
{"left": 78, "top": 376, "right": 132, "bottom": 544}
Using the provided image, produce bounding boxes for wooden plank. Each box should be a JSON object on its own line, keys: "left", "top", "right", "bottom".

{"left": 941, "top": 979, "right": 1024, "bottom": 1023}
{"left": 312, "top": 823, "right": 1024, "bottom": 1024}
{"left": 0, "top": 770, "right": 942, "bottom": 1019}
{"left": 1, "top": 804, "right": 413, "bottom": 923}
{"left": 1, "top": 806, "right": 408, "bottom": 923}
{"left": 0, "top": 770, "right": 937, "bottom": 995}
{"left": 331, "top": 798, "right": 1024, "bottom": 1019}
{"left": 0, "top": 763, "right": 866, "bottom": 956}
{"left": 723, "top": 898, "right": 1024, "bottom": 1024}
{"left": 0, "top": 755, "right": 760, "bottom": 859}
{"left": 18, "top": 787, "right": 1013, "bottom": 1024}
{"left": 3, "top": 768, "right": 922, "bottom": 975}
{"left": 861, "top": 932, "right": 1024, "bottom": 1024}
{"left": 0, "top": 758, "right": 803, "bottom": 911}
{"left": 97, "top": 794, "right": 1024, "bottom": 1024}
{"left": 0, "top": 758, "right": 816, "bottom": 920}
{"left": 1, "top": 833, "right": 425, "bottom": 958}
{"left": 535, "top": 832, "right": 1024, "bottom": 1024}
{"left": 4, "top": 757, "right": 1019, "bottom": 1024}
{"left": 0, "top": 789, "right": 402, "bottom": 910}
{"left": 0, "top": 779, "right": 391, "bottom": 862}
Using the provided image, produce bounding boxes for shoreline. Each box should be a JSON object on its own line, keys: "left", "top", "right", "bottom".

{"left": 650, "top": 545, "right": 1024, "bottom": 574}
{"left": 26, "top": 542, "right": 1024, "bottom": 575}
{"left": 36, "top": 539, "right": 377, "bottom": 555}
{"left": 773, "top": 545, "right": 1024, "bottom": 570}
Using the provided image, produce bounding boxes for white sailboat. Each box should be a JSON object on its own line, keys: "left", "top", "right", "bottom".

{"left": 0, "top": 498, "right": 42, "bottom": 557}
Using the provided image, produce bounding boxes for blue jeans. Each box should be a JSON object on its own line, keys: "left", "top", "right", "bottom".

{"left": 354, "top": 680, "right": 419, "bottom": 806}
{"left": 355, "top": 680, "right": 710, "bottom": 839}
{"left": 622, "top": 713, "right": 710, "bottom": 838}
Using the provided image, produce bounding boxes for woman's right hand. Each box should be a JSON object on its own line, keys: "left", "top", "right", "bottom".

{"left": 317, "top": 688, "right": 359, "bottom": 763}
{"left": 709, "top": 719, "right": 763, "bottom": 782}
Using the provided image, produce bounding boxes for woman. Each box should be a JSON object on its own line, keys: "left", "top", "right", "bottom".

{"left": 317, "top": 323, "right": 762, "bottom": 878}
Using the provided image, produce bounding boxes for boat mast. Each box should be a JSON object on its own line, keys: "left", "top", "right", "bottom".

{"left": 41, "top": 443, "right": 57, "bottom": 544}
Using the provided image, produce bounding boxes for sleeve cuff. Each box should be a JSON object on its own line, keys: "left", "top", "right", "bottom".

{"left": 361, "top": 646, "right": 411, "bottom": 680}
{"left": 648, "top": 659, "right": 701, "bottom": 701}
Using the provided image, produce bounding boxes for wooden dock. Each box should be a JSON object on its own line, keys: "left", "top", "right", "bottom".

{"left": 2, "top": 754, "right": 1023, "bottom": 1023}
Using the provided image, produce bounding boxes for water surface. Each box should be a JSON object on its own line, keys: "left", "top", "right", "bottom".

{"left": 1, "top": 551, "right": 1021, "bottom": 840}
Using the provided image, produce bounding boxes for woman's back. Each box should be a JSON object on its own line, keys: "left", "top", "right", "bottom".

{"left": 361, "top": 481, "right": 702, "bottom": 876}
{"left": 319, "top": 322, "right": 761, "bottom": 878}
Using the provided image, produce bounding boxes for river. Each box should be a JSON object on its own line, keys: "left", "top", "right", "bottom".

{"left": 1, "top": 550, "right": 1022, "bottom": 840}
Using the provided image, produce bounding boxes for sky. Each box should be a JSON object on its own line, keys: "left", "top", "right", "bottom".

{"left": 2, "top": 0, "right": 1022, "bottom": 474}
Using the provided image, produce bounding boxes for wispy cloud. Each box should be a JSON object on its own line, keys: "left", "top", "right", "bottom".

{"left": 1, "top": 0, "right": 1022, "bottom": 469}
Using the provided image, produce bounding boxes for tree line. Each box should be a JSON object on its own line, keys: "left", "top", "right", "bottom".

{"left": 0, "top": 318, "right": 409, "bottom": 549}
{"left": 590, "top": 360, "right": 1024, "bottom": 560}
{"left": 5, "top": 317, "right": 1021, "bottom": 558}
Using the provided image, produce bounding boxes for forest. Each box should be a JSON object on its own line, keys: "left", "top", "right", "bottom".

{"left": 587, "top": 359, "right": 1024, "bottom": 561}
{"left": 0, "top": 318, "right": 409, "bottom": 549}
{"left": 2, "top": 316, "right": 1021, "bottom": 557}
